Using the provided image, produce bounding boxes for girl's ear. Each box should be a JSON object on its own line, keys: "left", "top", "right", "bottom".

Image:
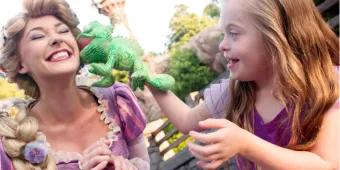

{"left": 18, "top": 61, "right": 28, "bottom": 74}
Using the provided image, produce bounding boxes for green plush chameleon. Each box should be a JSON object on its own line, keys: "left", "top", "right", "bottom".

{"left": 77, "top": 21, "right": 175, "bottom": 91}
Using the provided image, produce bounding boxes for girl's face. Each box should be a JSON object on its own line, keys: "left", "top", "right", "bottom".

{"left": 18, "top": 15, "right": 79, "bottom": 81}
{"left": 219, "top": 0, "right": 272, "bottom": 82}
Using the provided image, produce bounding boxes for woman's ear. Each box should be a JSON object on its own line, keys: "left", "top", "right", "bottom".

{"left": 18, "top": 61, "right": 28, "bottom": 74}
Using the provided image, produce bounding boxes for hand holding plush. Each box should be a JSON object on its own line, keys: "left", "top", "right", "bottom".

{"left": 188, "top": 119, "right": 251, "bottom": 169}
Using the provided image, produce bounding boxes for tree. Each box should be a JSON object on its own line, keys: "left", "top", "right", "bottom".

{"left": 166, "top": 4, "right": 218, "bottom": 100}
{"left": 167, "top": 4, "right": 217, "bottom": 51}
{"left": 203, "top": 3, "right": 220, "bottom": 18}
{"left": 168, "top": 49, "right": 216, "bottom": 100}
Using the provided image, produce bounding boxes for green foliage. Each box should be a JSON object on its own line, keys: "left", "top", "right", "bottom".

{"left": 167, "top": 4, "right": 218, "bottom": 50}
{"left": 0, "top": 78, "right": 25, "bottom": 99}
{"left": 163, "top": 121, "right": 193, "bottom": 154}
{"left": 168, "top": 49, "right": 217, "bottom": 100}
{"left": 166, "top": 4, "right": 218, "bottom": 101}
{"left": 203, "top": 3, "right": 220, "bottom": 18}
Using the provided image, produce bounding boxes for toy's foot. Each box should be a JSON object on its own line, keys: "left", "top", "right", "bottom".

{"left": 148, "top": 74, "right": 175, "bottom": 91}
{"left": 92, "top": 76, "right": 115, "bottom": 87}
{"left": 131, "top": 72, "right": 147, "bottom": 91}
{"left": 89, "top": 63, "right": 111, "bottom": 76}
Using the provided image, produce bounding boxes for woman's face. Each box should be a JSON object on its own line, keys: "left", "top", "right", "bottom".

{"left": 18, "top": 15, "right": 80, "bottom": 81}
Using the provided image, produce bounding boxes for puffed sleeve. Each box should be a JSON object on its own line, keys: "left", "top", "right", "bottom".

{"left": 203, "top": 79, "right": 230, "bottom": 119}
{"left": 111, "top": 83, "right": 147, "bottom": 146}
{"left": 0, "top": 140, "right": 13, "bottom": 170}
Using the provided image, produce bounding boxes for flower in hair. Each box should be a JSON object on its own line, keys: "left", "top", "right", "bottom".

{"left": 8, "top": 106, "right": 19, "bottom": 120}
{"left": 23, "top": 140, "right": 48, "bottom": 164}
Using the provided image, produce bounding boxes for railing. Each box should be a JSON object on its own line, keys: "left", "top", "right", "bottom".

{"left": 145, "top": 0, "right": 338, "bottom": 169}
{"left": 144, "top": 88, "right": 235, "bottom": 170}
{"left": 317, "top": 0, "right": 339, "bottom": 29}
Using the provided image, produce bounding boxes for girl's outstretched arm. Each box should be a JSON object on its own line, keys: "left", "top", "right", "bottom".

{"left": 147, "top": 85, "right": 211, "bottom": 134}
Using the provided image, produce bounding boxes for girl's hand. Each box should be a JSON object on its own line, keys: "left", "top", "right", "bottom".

{"left": 79, "top": 138, "right": 113, "bottom": 170}
{"left": 108, "top": 155, "right": 137, "bottom": 170}
{"left": 188, "top": 118, "right": 251, "bottom": 170}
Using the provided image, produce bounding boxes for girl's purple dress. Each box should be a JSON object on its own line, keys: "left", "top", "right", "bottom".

{"left": 204, "top": 79, "right": 291, "bottom": 170}
{"left": 0, "top": 83, "right": 147, "bottom": 170}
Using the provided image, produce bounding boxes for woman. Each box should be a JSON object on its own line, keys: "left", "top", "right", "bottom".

{"left": 0, "top": 0, "right": 149, "bottom": 169}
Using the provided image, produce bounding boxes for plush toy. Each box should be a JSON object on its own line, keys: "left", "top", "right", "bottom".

{"left": 77, "top": 21, "right": 175, "bottom": 91}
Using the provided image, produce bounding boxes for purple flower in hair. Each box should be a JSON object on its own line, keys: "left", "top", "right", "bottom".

{"left": 23, "top": 140, "right": 48, "bottom": 164}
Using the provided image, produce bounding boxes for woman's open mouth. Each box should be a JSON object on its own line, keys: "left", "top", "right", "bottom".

{"left": 46, "top": 50, "right": 72, "bottom": 62}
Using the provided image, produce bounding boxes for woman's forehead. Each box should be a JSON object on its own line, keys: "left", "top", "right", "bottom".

{"left": 25, "top": 16, "right": 62, "bottom": 29}
{"left": 22, "top": 15, "right": 67, "bottom": 37}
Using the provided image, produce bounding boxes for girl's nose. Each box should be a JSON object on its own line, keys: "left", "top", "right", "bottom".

{"left": 218, "top": 37, "right": 230, "bottom": 52}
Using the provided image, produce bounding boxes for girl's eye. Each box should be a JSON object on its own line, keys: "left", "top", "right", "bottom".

{"left": 228, "top": 31, "right": 238, "bottom": 38}
{"left": 30, "top": 34, "right": 44, "bottom": 40}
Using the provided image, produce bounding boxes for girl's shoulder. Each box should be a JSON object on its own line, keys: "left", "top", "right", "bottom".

{"left": 203, "top": 78, "right": 230, "bottom": 118}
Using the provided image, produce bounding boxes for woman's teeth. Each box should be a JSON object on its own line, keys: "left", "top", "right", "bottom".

{"left": 48, "top": 51, "right": 70, "bottom": 61}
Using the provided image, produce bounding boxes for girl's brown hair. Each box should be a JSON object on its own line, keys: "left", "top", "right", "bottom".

{"left": 225, "top": 0, "right": 339, "bottom": 151}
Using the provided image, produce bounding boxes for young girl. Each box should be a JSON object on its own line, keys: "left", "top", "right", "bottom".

{"left": 148, "top": 0, "right": 339, "bottom": 169}
{"left": 0, "top": 0, "right": 149, "bottom": 169}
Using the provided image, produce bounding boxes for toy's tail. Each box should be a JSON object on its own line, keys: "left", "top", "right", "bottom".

{"left": 147, "top": 74, "right": 175, "bottom": 91}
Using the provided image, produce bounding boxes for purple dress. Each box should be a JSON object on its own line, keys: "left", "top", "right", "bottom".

{"left": 0, "top": 83, "right": 146, "bottom": 170}
{"left": 204, "top": 79, "right": 291, "bottom": 170}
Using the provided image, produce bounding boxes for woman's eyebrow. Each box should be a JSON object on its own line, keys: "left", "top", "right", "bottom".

{"left": 55, "top": 22, "right": 66, "bottom": 28}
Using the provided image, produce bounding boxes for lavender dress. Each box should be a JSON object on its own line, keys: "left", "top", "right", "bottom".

{"left": 204, "top": 79, "right": 291, "bottom": 170}
{"left": 0, "top": 83, "right": 147, "bottom": 170}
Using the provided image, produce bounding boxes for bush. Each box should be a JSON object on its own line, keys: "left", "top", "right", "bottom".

{"left": 167, "top": 49, "right": 217, "bottom": 100}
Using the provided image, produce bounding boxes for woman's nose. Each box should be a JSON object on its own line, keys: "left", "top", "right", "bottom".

{"left": 49, "top": 37, "right": 63, "bottom": 46}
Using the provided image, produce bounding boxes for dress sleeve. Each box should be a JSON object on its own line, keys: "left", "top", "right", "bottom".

{"left": 203, "top": 79, "right": 230, "bottom": 119}
{"left": 0, "top": 139, "right": 13, "bottom": 170}
{"left": 111, "top": 83, "right": 147, "bottom": 146}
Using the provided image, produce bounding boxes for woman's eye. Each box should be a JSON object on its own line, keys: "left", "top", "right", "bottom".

{"left": 59, "top": 28, "right": 70, "bottom": 33}
{"left": 30, "top": 34, "right": 44, "bottom": 40}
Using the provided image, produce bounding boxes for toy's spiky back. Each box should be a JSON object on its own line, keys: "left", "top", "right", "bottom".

{"left": 111, "top": 36, "right": 144, "bottom": 57}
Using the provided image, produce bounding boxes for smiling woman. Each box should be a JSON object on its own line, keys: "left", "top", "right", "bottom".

{"left": 18, "top": 16, "right": 80, "bottom": 83}
{"left": 0, "top": 0, "right": 150, "bottom": 169}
